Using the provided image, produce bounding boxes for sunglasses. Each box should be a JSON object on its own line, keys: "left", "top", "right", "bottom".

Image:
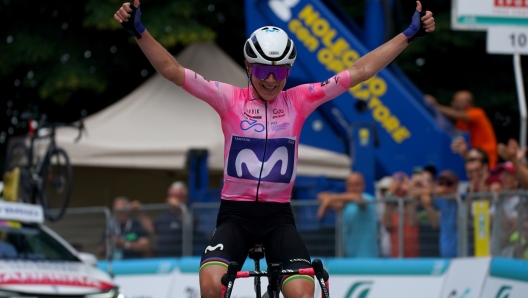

{"left": 251, "top": 64, "right": 291, "bottom": 80}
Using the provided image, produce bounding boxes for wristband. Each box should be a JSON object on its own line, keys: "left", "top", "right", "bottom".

{"left": 121, "top": 2, "right": 146, "bottom": 39}
{"left": 403, "top": 10, "right": 427, "bottom": 43}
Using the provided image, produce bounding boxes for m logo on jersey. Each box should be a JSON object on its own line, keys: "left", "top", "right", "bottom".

{"left": 226, "top": 136, "right": 295, "bottom": 183}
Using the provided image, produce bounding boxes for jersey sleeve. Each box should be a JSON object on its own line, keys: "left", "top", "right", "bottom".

{"left": 181, "top": 68, "right": 236, "bottom": 116}
{"left": 286, "top": 70, "right": 351, "bottom": 118}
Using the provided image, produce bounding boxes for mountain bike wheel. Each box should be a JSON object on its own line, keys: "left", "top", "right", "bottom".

{"left": 39, "top": 147, "right": 73, "bottom": 222}
{"left": 2, "top": 141, "right": 34, "bottom": 203}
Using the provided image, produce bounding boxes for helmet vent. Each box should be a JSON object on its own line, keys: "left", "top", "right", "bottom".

{"left": 288, "top": 43, "right": 297, "bottom": 60}
{"left": 244, "top": 41, "right": 257, "bottom": 58}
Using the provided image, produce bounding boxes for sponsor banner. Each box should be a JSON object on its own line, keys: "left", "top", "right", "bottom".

{"left": 114, "top": 273, "right": 177, "bottom": 298}
{"left": 439, "top": 257, "right": 491, "bottom": 298}
{"left": 97, "top": 258, "right": 179, "bottom": 275}
{"left": 330, "top": 275, "right": 444, "bottom": 298}
{"left": 99, "top": 257, "right": 528, "bottom": 298}
{"left": 480, "top": 257, "right": 528, "bottom": 298}
{"left": 0, "top": 201, "right": 43, "bottom": 223}
{"left": 481, "top": 277, "right": 528, "bottom": 298}
{"left": 171, "top": 272, "right": 259, "bottom": 298}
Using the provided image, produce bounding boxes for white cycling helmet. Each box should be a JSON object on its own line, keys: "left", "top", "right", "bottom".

{"left": 244, "top": 26, "right": 297, "bottom": 66}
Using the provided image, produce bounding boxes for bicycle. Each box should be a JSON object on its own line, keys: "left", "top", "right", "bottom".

{"left": 221, "top": 244, "right": 330, "bottom": 298}
{"left": 2, "top": 112, "right": 86, "bottom": 222}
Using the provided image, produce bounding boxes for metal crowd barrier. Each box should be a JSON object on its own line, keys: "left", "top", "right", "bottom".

{"left": 46, "top": 191, "right": 528, "bottom": 261}
{"left": 46, "top": 206, "right": 112, "bottom": 258}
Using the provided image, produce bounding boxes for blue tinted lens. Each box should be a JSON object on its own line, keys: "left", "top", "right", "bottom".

{"left": 251, "top": 64, "right": 291, "bottom": 80}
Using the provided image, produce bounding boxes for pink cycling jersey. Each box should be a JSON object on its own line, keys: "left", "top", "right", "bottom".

{"left": 182, "top": 69, "right": 351, "bottom": 203}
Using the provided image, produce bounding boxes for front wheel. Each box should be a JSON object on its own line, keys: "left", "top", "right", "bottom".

{"left": 39, "top": 148, "right": 73, "bottom": 222}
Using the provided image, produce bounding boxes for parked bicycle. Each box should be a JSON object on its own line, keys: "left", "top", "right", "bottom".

{"left": 221, "top": 244, "right": 330, "bottom": 298}
{"left": 2, "top": 111, "right": 86, "bottom": 222}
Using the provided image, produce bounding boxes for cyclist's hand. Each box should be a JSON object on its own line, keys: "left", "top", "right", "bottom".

{"left": 403, "top": 1, "right": 435, "bottom": 42}
{"left": 114, "top": 0, "right": 145, "bottom": 38}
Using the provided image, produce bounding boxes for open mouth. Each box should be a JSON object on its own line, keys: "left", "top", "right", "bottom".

{"left": 262, "top": 85, "right": 277, "bottom": 91}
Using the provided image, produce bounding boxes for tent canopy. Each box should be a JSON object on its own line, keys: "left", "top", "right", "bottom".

{"left": 57, "top": 42, "right": 352, "bottom": 179}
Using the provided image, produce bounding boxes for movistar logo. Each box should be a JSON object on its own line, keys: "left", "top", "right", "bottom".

{"left": 227, "top": 136, "right": 295, "bottom": 183}
{"left": 268, "top": 0, "right": 300, "bottom": 22}
{"left": 345, "top": 281, "right": 372, "bottom": 298}
{"left": 495, "top": 285, "right": 512, "bottom": 298}
{"left": 205, "top": 244, "right": 224, "bottom": 253}
{"left": 235, "top": 147, "right": 288, "bottom": 178}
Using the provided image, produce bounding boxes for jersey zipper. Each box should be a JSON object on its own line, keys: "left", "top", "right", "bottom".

{"left": 255, "top": 101, "right": 269, "bottom": 202}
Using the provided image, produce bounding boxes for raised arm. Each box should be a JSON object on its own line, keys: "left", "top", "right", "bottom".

{"left": 347, "top": 1, "right": 435, "bottom": 87}
{"left": 114, "top": 0, "right": 185, "bottom": 86}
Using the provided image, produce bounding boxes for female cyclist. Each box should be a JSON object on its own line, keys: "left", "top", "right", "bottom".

{"left": 113, "top": 1, "right": 435, "bottom": 297}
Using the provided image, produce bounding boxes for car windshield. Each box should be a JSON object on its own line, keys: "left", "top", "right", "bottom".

{"left": 0, "top": 221, "right": 79, "bottom": 261}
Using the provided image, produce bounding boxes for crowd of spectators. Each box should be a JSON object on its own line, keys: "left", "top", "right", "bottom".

{"left": 98, "top": 181, "right": 190, "bottom": 260}
{"left": 315, "top": 90, "right": 528, "bottom": 260}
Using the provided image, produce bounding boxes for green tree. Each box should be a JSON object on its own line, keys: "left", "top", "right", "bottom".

{"left": 0, "top": 0, "right": 244, "bottom": 154}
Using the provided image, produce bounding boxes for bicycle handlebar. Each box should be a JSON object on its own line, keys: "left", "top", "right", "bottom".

{"left": 32, "top": 111, "right": 87, "bottom": 143}
{"left": 221, "top": 259, "right": 330, "bottom": 298}
{"left": 234, "top": 267, "right": 328, "bottom": 280}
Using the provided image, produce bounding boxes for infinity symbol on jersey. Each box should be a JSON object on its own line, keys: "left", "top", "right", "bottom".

{"left": 240, "top": 120, "right": 265, "bottom": 132}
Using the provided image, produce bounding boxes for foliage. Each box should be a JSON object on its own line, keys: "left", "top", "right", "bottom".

{"left": 0, "top": 0, "right": 524, "bottom": 159}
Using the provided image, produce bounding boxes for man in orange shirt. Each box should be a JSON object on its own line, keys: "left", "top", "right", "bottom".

{"left": 425, "top": 90, "right": 498, "bottom": 168}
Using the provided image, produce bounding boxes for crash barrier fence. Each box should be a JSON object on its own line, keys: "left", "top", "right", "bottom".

{"left": 47, "top": 191, "right": 528, "bottom": 260}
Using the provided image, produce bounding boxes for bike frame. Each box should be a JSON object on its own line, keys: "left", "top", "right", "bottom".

{"left": 28, "top": 125, "right": 59, "bottom": 190}
{"left": 221, "top": 246, "right": 330, "bottom": 298}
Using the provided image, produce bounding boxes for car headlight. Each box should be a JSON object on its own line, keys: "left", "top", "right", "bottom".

{"left": 85, "top": 287, "right": 124, "bottom": 298}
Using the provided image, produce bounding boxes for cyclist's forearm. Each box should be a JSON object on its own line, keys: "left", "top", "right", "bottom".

{"left": 136, "top": 31, "right": 185, "bottom": 86}
{"left": 347, "top": 34, "right": 408, "bottom": 87}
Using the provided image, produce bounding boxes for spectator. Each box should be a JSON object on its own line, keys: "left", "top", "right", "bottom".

{"left": 423, "top": 165, "right": 438, "bottom": 180}
{"left": 425, "top": 90, "right": 497, "bottom": 168}
{"left": 383, "top": 172, "right": 419, "bottom": 258}
{"left": 498, "top": 138, "right": 528, "bottom": 189}
{"left": 98, "top": 197, "right": 150, "bottom": 260}
{"left": 451, "top": 137, "right": 493, "bottom": 170}
{"left": 409, "top": 168, "right": 440, "bottom": 257}
{"left": 465, "top": 155, "right": 491, "bottom": 194}
{"left": 489, "top": 162, "right": 520, "bottom": 256}
{"left": 431, "top": 170, "right": 460, "bottom": 258}
{"left": 509, "top": 212, "right": 528, "bottom": 260}
{"left": 134, "top": 181, "right": 190, "bottom": 257}
{"left": 375, "top": 176, "right": 393, "bottom": 257}
{"left": 317, "top": 172, "right": 379, "bottom": 258}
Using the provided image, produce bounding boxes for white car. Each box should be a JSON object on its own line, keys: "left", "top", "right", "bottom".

{"left": 0, "top": 200, "right": 122, "bottom": 297}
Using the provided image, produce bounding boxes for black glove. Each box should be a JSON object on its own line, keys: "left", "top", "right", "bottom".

{"left": 403, "top": 10, "right": 427, "bottom": 42}
{"left": 120, "top": 2, "right": 145, "bottom": 39}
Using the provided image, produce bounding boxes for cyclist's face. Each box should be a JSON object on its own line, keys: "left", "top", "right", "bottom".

{"left": 247, "top": 62, "right": 288, "bottom": 101}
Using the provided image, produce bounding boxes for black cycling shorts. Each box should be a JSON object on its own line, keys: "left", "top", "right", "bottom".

{"left": 199, "top": 199, "right": 311, "bottom": 271}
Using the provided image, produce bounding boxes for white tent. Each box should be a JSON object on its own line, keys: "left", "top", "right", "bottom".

{"left": 56, "top": 42, "right": 351, "bottom": 179}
